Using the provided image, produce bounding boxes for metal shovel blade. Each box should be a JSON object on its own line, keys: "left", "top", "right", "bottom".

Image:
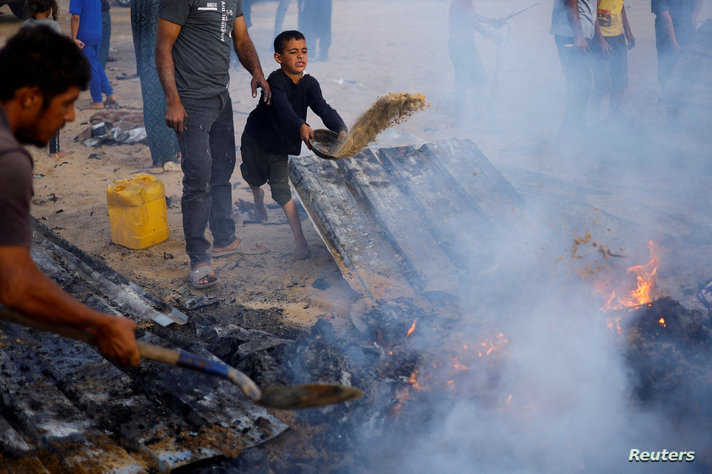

{"left": 308, "top": 129, "right": 341, "bottom": 160}
{"left": 257, "top": 384, "right": 363, "bottom": 410}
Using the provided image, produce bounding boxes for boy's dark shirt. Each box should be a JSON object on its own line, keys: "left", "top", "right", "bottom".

{"left": 244, "top": 69, "right": 346, "bottom": 156}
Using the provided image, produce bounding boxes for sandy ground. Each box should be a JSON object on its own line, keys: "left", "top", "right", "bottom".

{"left": 1, "top": 0, "right": 711, "bottom": 331}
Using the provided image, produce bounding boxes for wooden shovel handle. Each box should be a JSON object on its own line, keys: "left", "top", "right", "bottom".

{"left": 0, "top": 304, "right": 261, "bottom": 401}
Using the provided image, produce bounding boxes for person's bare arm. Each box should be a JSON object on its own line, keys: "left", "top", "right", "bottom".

{"left": 0, "top": 246, "right": 139, "bottom": 366}
{"left": 621, "top": 5, "right": 635, "bottom": 49}
{"left": 564, "top": 0, "right": 590, "bottom": 52}
{"left": 70, "top": 14, "right": 84, "bottom": 48}
{"left": 155, "top": 18, "right": 187, "bottom": 134}
{"left": 232, "top": 15, "right": 271, "bottom": 104}
{"left": 594, "top": 0, "right": 610, "bottom": 54}
{"left": 658, "top": 10, "right": 680, "bottom": 49}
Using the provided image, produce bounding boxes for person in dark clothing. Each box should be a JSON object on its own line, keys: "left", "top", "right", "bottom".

{"left": 651, "top": 0, "right": 704, "bottom": 86}
{"left": 155, "top": 0, "right": 271, "bottom": 289}
{"left": 131, "top": 0, "right": 180, "bottom": 172}
{"left": 297, "top": 0, "right": 331, "bottom": 60}
{"left": 240, "top": 30, "right": 346, "bottom": 260}
{"left": 99, "top": 0, "right": 111, "bottom": 68}
{"left": 274, "top": 0, "right": 291, "bottom": 37}
{"left": 0, "top": 26, "right": 139, "bottom": 366}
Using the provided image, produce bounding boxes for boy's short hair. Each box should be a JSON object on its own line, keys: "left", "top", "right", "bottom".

{"left": 274, "top": 30, "right": 306, "bottom": 54}
{"left": 0, "top": 25, "right": 90, "bottom": 107}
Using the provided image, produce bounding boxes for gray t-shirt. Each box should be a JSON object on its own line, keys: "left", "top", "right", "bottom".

{"left": 0, "top": 108, "right": 34, "bottom": 247}
{"left": 550, "top": 0, "right": 595, "bottom": 39}
{"left": 22, "top": 18, "right": 62, "bottom": 34}
{"left": 159, "top": 0, "right": 244, "bottom": 100}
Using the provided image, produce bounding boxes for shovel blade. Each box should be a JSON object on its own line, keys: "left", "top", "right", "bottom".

{"left": 256, "top": 384, "right": 363, "bottom": 410}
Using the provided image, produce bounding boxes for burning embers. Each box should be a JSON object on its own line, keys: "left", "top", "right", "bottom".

{"left": 598, "top": 240, "right": 661, "bottom": 312}
{"left": 362, "top": 300, "right": 509, "bottom": 415}
{"left": 591, "top": 240, "right": 665, "bottom": 334}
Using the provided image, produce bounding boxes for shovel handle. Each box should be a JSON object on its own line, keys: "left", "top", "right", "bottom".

{"left": 0, "top": 304, "right": 261, "bottom": 401}
{"left": 137, "top": 342, "right": 262, "bottom": 400}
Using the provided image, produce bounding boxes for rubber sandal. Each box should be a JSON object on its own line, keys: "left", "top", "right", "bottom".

{"left": 189, "top": 265, "right": 218, "bottom": 289}
{"left": 104, "top": 99, "right": 120, "bottom": 110}
{"left": 208, "top": 240, "right": 269, "bottom": 258}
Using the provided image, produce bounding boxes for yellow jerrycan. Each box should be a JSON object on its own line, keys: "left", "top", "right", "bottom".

{"left": 106, "top": 173, "right": 169, "bottom": 249}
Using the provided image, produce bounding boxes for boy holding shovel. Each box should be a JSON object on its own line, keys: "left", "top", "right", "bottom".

{"left": 240, "top": 30, "right": 347, "bottom": 260}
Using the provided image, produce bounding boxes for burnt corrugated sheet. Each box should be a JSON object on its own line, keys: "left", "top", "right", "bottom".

{"left": 289, "top": 138, "right": 523, "bottom": 301}
{"left": 0, "top": 220, "right": 287, "bottom": 472}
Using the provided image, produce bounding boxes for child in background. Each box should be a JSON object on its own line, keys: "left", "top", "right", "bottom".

{"left": 592, "top": 0, "right": 635, "bottom": 119}
{"left": 240, "top": 30, "right": 347, "bottom": 260}
{"left": 23, "top": 0, "right": 72, "bottom": 160}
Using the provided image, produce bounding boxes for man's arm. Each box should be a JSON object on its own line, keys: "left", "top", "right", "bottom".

{"left": 564, "top": 0, "right": 590, "bottom": 52}
{"left": 155, "top": 18, "right": 187, "bottom": 134}
{"left": 594, "top": 0, "right": 610, "bottom": 54}
{"left": 621, "top": 5, "right": 635, "bottom": 49}
{"left": 0, "top": 246, "right": 139, "bottom": 366}
{"left": 70, "top": 14, "right": 84, "bottom": 49}
{"left": 232, "top": 16, "right": 271, "bottom": 104}
{"left": 658, "top": 9, "right": 679, "bottom": 49}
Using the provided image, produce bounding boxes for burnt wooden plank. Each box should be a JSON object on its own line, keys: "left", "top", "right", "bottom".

{"left": 377, "top": 144, "right": 496, "bottom": 272}
{"left": 31, "top": 218, "right": 186, "bottom": 326}
{"left": 421, "top": 139, "right": 523, "bottom": 219}
{"left": 290, "top": 156, "right": 414, "bottom": 300}
{"left": 0, "top": 413, "right": 32, "bottom": 456}
{"left": 0, "top": 326, "right": 147, "bottom": 472}
{"left": 0, "top": 320, "right": 286, "bottom": 471}
{"left": 336, "top": 149, "right": 460, "bottom": 294}
{"left": 134, "top": 332, "right": 285, "bottom": 449}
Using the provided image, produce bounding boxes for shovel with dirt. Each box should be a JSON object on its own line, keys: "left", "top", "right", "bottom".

{"left": 0, "top": 304, "right": 362, "bottom": 410}
{"left": 308, "top": 92, "right": 428, "bottom": 160}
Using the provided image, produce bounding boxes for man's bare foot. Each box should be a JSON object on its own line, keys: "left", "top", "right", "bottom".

{"left": 86, "top": 102, "right": 104, "bottom": 109}
{"left": 292, "top": 242, "right": 310, "bottom": 261}
{"left": 252, "top": 187, "right": 268, "bottom": 222}
{"left": 50, "top": 152, "right": 73, "bottom": 160}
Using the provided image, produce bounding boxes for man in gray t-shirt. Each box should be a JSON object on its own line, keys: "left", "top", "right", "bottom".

{"left": 550, "top": 0, "right": 596, "bottom": 134}
{"left": 156, "top": 0, "right": 271, "bottom": 289}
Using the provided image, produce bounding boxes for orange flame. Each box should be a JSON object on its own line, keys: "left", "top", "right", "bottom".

{"left": 600, "top": 241, "right": 660, "bottom": 311}
{"left": 406, "top": 320, "right": 417, "bottom": 338}
{"left": 409, "top": 369, "right": 425, "bottom": 391}
{"left": 658, "top": 317, "right": 666, "bottom": 327}
{"left": 477, "top": 332, "right": 509, "bottom": 357}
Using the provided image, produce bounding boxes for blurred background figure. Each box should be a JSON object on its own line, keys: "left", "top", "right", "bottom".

{"left": 591, "top": 0, "right": 635, "bottom": 120}
{"left": 70, "top": 0, "right": 118, "bottom": 109}
{"left": 99, "top": 0, "right": 111, "bottom": 68}
{"left": 550, "top": 0, "right": 596, "bottom": 135}
{"left": 131, "top": 0, "right": 180, "bottom": 172}
{"left": 274, "top": 0, "right": 291, "bottom": 37}
{"left": 448, "top": 0, "right": 503, "bottom": 122}
{"left": 652, "top": 0, "right": 703, "bottom": 86}
{"left": 23, "top": 0, "right": 72, "bottom": 160}
{"left": 652, "top": 0, "right": 704, "bottom": 122}
{"left": 298, "top": 0, "right": 331, "bottom": 60}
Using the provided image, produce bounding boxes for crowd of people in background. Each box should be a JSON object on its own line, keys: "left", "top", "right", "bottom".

{"left": 449, "top": 0, "right": 704, "bottom": 133}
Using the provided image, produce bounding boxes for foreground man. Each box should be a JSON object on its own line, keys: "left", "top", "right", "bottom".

{"left": 0, "top": 27, "right": 140, "bottom": 366}
{"left": 155, "top": 0, "right": 271, "bottom": 289}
